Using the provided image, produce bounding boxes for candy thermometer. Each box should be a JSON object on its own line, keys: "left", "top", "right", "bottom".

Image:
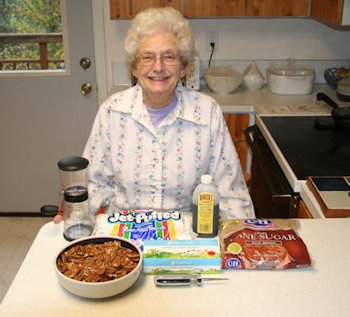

{"left": 154, "top": 274, "right": 229, "bottom": 287}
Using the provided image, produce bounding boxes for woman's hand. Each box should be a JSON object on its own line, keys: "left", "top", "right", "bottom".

{"left": 53, "top": 209, "right": 64, "bottom": 223}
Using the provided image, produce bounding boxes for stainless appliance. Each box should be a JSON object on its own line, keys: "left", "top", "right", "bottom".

{"left": 246, "top": 115, "right": 350, "bottom": 218}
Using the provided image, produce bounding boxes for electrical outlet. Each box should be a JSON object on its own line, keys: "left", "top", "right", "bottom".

{"left": 206, "top": 31, "right": 218, "bottom": 52}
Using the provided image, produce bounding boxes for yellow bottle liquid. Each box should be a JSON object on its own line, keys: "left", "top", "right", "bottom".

{"left": 192, "top": 175, "right": 219, "bottom": 238}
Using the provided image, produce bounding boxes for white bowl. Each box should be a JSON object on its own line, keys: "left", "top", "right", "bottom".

{"left": 204, "top": 66, "right": 243, "bottom": 95}
{"left": 54, "top": 236, "right": 143, "bottom": 299}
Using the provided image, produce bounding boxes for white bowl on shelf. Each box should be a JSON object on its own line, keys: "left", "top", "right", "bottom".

{"left": 204, "top": 66, "right": 243, "bottom": 95}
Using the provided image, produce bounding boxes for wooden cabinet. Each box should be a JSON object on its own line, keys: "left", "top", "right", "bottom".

{"left": 110, "top": 0, "right": 182, "bottom": 19}
{"left": 110, "top": 0, "right": 309, "bottom": 18}
{"left": 183, "top": 0, "right": 246, "bottom": 17}
{"left": 310, "top": 0, "right": 349, "bottom": 26}
{"left": 298, "top": 200, "right": 313, "bottom": 218}
{"left": 223, "top": 114, "right": 250, "bottom": 180}
{"left": 184, "top": 0, "right": 308, "bottom": 17}
{"left": 246, "top": 0, "right": 309, "bottom": 17}
{"left": 110, "top": 0, "right": 349, "bottom": 28}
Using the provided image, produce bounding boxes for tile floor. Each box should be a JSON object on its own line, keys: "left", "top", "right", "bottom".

{"left": 0, "top": 216, "right": 51, "bottom": 304}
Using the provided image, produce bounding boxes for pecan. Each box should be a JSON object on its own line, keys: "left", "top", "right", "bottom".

{"left": 57, "top": 240, "right": 140, "bottom": 282}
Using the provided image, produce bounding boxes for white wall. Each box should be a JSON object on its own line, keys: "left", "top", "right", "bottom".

{"left": 101, "top": 1, "right": 350, "bottom": 91}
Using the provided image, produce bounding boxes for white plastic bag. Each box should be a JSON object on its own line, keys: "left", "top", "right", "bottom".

{"left": 243, "top": 61, "right": 264, "bottom": 91}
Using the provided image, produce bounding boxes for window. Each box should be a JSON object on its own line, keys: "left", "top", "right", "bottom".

{"left": 0, "top": 0, "right": 64, "bottom": 71}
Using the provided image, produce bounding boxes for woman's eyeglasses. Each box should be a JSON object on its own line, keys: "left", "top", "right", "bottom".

{"left": 137, "top": 52, "right": 180, "bottom": 66}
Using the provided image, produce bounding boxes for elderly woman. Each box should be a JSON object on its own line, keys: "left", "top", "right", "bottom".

{"left": 83, "top": 7, "right": 254, "bottom": 219}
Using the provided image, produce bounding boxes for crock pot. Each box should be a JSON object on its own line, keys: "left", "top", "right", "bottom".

{"left": 337, "top": 77, "right": 350, "bottom": 102}
{"left": 266, "top": 59, "right": 315, "bottom": 95}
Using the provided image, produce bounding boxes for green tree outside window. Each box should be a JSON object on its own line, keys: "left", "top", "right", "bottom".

{"left": 0, "top": 0, "right": 64, "bottom": 71}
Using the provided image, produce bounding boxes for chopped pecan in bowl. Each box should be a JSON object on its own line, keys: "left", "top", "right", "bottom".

{"left": 57, "top": 240, "right": 140, "bottom": 282}
{"left": 54, "top": 236, "right": 143, "bottom": 299}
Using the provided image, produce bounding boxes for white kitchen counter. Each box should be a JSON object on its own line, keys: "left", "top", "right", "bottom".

{"left": 1, "top": 219, "right": 350, "bottom": 317}
{"left": 200, "top": 84, "right": 339, "bottom": 114}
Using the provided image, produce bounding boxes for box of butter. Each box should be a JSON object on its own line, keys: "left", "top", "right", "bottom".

{"left": 143, "top": 239, "right": 221, "bottom": 275}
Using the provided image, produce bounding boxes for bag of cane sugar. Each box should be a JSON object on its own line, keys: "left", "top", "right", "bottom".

{"left": 220, "top": 219, "right": 311, "bottom": 270}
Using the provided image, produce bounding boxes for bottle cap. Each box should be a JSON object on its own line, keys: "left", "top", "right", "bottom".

{"left": 201, "top": 174, "right": 212, "bottom": 184}
{"left": 58, "top": 156, "right": 89, "bottom": 171}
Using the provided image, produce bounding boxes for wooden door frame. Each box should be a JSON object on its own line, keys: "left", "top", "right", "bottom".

{"left": 92, "top": 1, "right": 108, "bottom": 106}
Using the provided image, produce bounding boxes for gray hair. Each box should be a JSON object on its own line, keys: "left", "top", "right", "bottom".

{"left": 125, "top": 7, "right": 195, "bottom": 74}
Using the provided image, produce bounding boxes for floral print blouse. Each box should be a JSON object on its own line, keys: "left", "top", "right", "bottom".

{"left": 83, "top": 82, "right": 255, "bottom": 219}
